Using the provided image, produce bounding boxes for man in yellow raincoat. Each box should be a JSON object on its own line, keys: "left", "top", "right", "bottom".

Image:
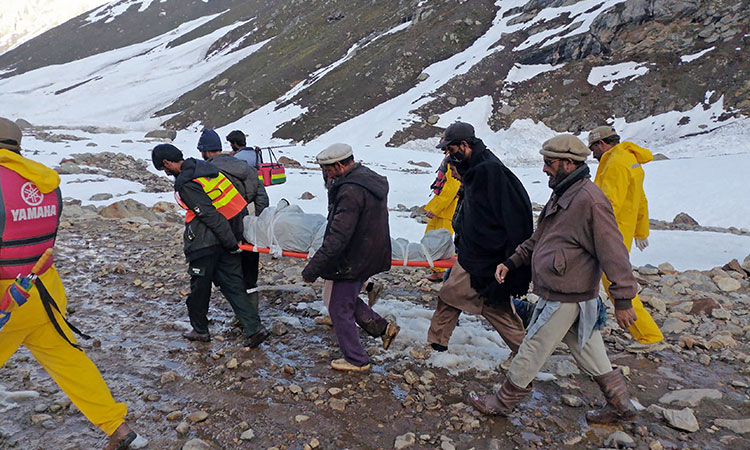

{"left": 589, "top": 125, "right": 664, "bottom": 345}
{"left": 0, "top": 118, "right": 136, "bottom": 449}
{"left": 423, "top": 157, "right": 461, "bottom": 282}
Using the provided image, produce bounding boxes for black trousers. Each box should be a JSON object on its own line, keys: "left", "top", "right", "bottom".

{"left": 186, "top": 250, "right": 261, "bottom": 337}
{"left": 241, "top": 251, "right": 260, "bottom": 291}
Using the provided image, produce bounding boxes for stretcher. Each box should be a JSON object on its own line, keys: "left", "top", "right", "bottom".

{"left": 239, "top": 243, "right": 456, "bottom": 269}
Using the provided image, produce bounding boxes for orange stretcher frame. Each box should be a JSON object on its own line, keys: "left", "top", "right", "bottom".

{"left": 239, "top": 243, "right": 456, "bottom": 269}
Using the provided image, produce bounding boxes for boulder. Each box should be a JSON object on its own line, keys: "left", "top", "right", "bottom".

{"left": 659, "top": 389, "right": 722, "bottom": 407}
{"left": 99, "top": 199, "right": 160, "bottom": 222}
{"left": 145, "top": 129, "right": 177, "bottom": 140}
{"left": 672, "top": 212, "right": 699, "bottom": 226}
{"left": 714, "top": 418, "right": 750, "bottom": 434}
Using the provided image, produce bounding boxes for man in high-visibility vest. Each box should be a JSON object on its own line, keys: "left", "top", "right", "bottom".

{"left": 151, "top": 144, "right": 269, "bottom": 348}
{"left": 588, "top": 125, "right": 663, "bottom": 346}
{"left": 0, "top": 117, "right": 136, "bottom": 449}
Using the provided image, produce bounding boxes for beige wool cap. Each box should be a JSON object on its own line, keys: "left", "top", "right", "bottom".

{"left": 587, "top": 125, "right": 617, "bottom": 146}
{"left": 0, "top": 117, "right": 22, "bottom": 152}
{"left": 540, "top": 134, "right": 590, "bottom": 162}
{"left": 316, "top": 143, "right": 353, "bottom": 165}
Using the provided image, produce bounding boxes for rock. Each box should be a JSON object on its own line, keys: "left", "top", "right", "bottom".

{"left": 714, "top": 418, "right": 750, "bottom": 434}
{"left": 130, "top": 435, "right": 149, "bottom": 449}
{"left": 166, "top": 410, "right": 183, "bottom": 421}
{"left": 715, "top": 277, "right": 741, "bottom": 292}
{"left": 644, "top": 295, "right": 667, "bottom": 312}
{"left": 30, "top": 413, "right": 52, "bottom": 424}
{"left": 658, "top": 262, "right": 676, "bottom": 273}
{"left": 186, "top": 410, "right": 209, "bottom": 423}
{"left": 554, "top": 357, "right": 580, "bottom": 377}
{"left": 295, "top": 414, "right": 310, "bottom": 423}
{"left": 639, "top": 265, "right": 660, "bottom": 275}
{"left": 99, "top": 199, "right": 159, "bottom": 222}
{"left": 277, "top": 156, "right": 301, "bottom": 167}
{"left": 270, "top": 321, "right": 288, "bottom": 336}
{"left": 145, "top": 129, "right": 177, "bottom": 140}
{"left": 711, "top": 308, "right": 732, "bottom": 320}
{"left": 15, "top": 118, "right": 33, "bottom": 129}
{"left": 659, "top": 388, "right": 722, "bottom": 407}
{"left": 661, "top": 318, "right": 690, "bottom": 334}
{"left": 329, "top": 398, "right": 346, "bottom": 411}
{"left": 648, "top": 441, "right": 664, "bottom": 450}
{"left": 690, "top": 297, "right": 721, "bottom": 315}
{"left": 57, "top": 161, "right": 82, "bottom": 174}
{"left": 226, "top": 358, "right": 238, "bottom": 369}
{"left": 403, "top": 370, "right": 419, "bottom": 385}
{"left": 707, "top": 333, "right": 737, "bottom": 349}
{"left": 724, "top": 259, "right": 748, "bottom": 276}
{"left": 328, "top": 387, "right": 342, "bottom": 396}
{"left": 176, "top": 421, "right": 189, "bottom": 435}
{"left": 183, "top": 438, "right": 211, "bottom": 450}
{"left": 288, "top": 384, "right": 302, "bottom": 395}
{"left": 605, "top": 430, "right": 635, "bottom": 448}
{"left": 447, "top": 96, "right": 457, "bottom": 105}
{"left": 672, "top": 212, "right": 699, "bottom": 226}
{"left": 417, "top": 72, "right": 429, "bottom": 81}
{"left": 394, "top": 432, "right": 416, "bottom": 449}
{"left": 742, "top": 254, "right": 750, "bottom": 272}
{"left": 89, "top": 193, "right": 113, "bottom": 201}
{"left": 662, "top": 407, "right": 699, "bottom": 432}
{"left": 160, "top": 371, "right": 178, "bottom": 384}
{"left": 240, "top": 428, "right": 255, "bottom": 440}
{"left": 427, "top": 115, "right": 439, "bottom": 125}
{"left": 561, "top": 394, "right": 584, "bottom": 407}
{"left": 300, "top": 192, "right": 315, "bottom": 200}
{"left": 652, "top": 153, "right": 669, "bottom": 161}
{"left": 407, "top": 160, "right": 432, "bottom": 168}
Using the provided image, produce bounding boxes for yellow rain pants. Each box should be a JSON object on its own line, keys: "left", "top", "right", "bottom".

{"left": 596, "top": 141, "right": 663, "bottom": 344}
{"left": 0, "top": 266, "right": 127, "bottom": 435}
{"left": 425, "top": 168, "right": 461, "bottom": 273}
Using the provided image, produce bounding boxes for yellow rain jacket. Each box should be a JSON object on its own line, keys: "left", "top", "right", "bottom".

{"left": 425, "top": 167, "right": 461, "bottom": 232}
{"left": 0, "top": 148, "right": 127, "bottom": 435}
{"left": 594, "top": 141, "right": 652, "bottom": 249}
{"left": 595, "top": 142, "right": 663, "bottom": 344}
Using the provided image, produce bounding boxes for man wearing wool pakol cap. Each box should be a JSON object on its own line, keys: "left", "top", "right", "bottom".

{"left": 302, "top": 143, "right": 399, "bottom": 372}
{"left": 469, "top": 134, "right": 640, "bottom": 426}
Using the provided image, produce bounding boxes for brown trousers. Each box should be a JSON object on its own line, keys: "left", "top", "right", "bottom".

{"left": 427, "top": 261, "right": 525, "bottom": 353}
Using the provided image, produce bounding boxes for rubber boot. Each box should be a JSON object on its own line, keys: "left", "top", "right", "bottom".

{"left": 468, "top": 379, "right": 531, "bottom": 416}
{"left": 586, "top": 368, "right": 637, "bottom": 425}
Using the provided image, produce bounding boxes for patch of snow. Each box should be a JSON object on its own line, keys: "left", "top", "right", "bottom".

{"left": 86, "top": 0, "right": 158, "bottom": 24}
{"left": 587, "top": 61, "right": 650, "bottom": 91}
{"left": 680, "top": 46, "right": 715, "bottom": 63}
{"left": 505, "top": 63, "right": 563, "bottom": 84}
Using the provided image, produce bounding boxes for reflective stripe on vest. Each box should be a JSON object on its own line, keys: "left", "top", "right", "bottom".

{"left": 0, "top": 166, "right": 59, "bottom": 279}
{"left": 183, "top": 172, "right": 247, "bottom": 223}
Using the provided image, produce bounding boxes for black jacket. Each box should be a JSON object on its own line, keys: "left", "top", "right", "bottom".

{"left": 175, "top": 158, "right": 241, "bottom": 261}
{"left": 207, "top": 153, "right": 269, "bottom": 217}
{"left": 452, "top": 141, "right": 533, "bottom": 306}
{"left": 302, "top": 163, "right": 391, "bottom": 282}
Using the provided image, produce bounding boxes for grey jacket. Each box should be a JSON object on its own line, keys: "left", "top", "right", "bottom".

{"left": 207, "top": 153, "right": 269, "bottom": 216}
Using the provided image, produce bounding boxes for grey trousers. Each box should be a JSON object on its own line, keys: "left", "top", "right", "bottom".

{"left": 508, "top": 302, "right": 613, "bottom": 388}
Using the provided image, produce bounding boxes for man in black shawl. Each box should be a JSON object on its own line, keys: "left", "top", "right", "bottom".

{"left": 426, "top": 122, "right": 533, "bottom": 362}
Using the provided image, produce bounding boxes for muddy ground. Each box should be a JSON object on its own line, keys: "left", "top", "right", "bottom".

{"left": 1, "top": 215, "right": 749, "bottom": 449}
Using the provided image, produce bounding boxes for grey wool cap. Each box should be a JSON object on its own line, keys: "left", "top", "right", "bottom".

{"left": 540, "top": 134, "right": 590, "bottom": 162}
{"left": 316, "top": 143, "right": 353, "bottom": 165}
{"left": 587, "top": 125, "right": 617, "bottom": 146}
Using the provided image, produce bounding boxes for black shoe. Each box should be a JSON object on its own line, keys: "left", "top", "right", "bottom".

{"left": 183, "top": 330, "right": 210, "bottom": 342}
{"left": 430, "top": 342, "right": 448, "bottom": 352}
{"left": 245, "top": 328, "right": 270, "bottom": 348}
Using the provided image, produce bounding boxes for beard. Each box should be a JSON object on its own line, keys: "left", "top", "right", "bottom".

{"left": 547, "top": 168, "right": 570, "bottom": 188}
{"left": 165, "top": 168, "right": 179, "bottom": 177}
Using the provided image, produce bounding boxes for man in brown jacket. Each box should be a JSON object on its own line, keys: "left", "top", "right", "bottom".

{"left": 302, "top": 143, "right": 399, "bottom": 372}
{"left": 468, "top": 134, "right": 639, "bottom": 426}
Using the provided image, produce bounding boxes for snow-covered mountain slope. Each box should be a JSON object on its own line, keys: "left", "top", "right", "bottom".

{"left": 0, "top": 0, "right": 109, "bottom": 54}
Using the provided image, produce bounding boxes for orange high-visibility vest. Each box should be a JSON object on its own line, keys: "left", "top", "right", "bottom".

{"left": 179, "top": 172, "right": 247, "bottom": 223}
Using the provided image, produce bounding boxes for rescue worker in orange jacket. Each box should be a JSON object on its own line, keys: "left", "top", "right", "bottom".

{"left": 589, "top": 125, "right": 663, "bottom": 345}
{"left": 151, "top": 144, "right": 269, "bottom": 348}
{"left": 0, "top": 117, "right": 136, "bottom": 449}
{"left": 423, "top": 156, "right": 461, "bottom": 282}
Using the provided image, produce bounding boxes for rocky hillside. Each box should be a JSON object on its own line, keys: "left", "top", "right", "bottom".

{"left": 0, "top": 0, "right": 746, "bottom": 145}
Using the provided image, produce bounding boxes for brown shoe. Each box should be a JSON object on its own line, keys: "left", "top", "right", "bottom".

{"left": 586, "top": 368, "right": 637, "bottom": 425}
{"left": 367, "top": 282, "right": 384, "bottom": 307}
{"left": 331, "top": 358, "right": 371, "bottom": 372}
{"left": 382, "top": 322, "right": 400, "bottom": 350}
{"left": 245, "top": 327, "right": 270, "bottom": 348}
{"left": 425, "top": 271, "right": 444, "bottom": 282}
{"left": 468, "top": 379, "right": 531, "bottom": 416}
{"left": 182, "top": 330, "right": 210, "bottom": 342}
{"left": 104, "top": 422, "right": 136, "bottom": 450}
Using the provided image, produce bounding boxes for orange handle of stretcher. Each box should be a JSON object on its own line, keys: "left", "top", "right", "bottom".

{"left": 238, "top": 243, "right": 456, "bottom": 269}
{"left": 31, "top": 249, "right": 53, "bottom": 274}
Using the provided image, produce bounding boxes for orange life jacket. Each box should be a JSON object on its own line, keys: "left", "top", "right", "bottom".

{"left": 177, "top": 172, "right": 247, "bottom": 223}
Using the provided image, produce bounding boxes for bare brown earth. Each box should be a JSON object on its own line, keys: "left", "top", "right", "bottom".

{"left": 1, "top": 212, "right": 749, "bottom": 449}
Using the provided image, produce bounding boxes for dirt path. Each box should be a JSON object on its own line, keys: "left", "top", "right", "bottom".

{"left": 1, "top": 216, "right": 748, "bottom": 449}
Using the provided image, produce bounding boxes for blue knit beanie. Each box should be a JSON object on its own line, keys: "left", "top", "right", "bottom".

{"left": 197, "top": 129, "right": 222, "bottom": 152}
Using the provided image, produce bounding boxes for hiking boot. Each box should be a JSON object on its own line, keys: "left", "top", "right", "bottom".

{"left": 468, "top": 379, "right": 532, "bottom": 416}
{"left": 586, "top": 368, "right": 637, "bottom": 425}
{"left": 182, "top": 330, "right": 210, "bottom": 342}
{"left": 382, "top": 322, "right": 400, "bottom": 350}
{"left": 367, "top": 282, "right": 384, "bottom": 307}
{"left": 331, "top": 358, "right": 371, "bottom": 372}
{"left": 425, "top": 271, "right": 444, "bottom": 282}
{"left": 430, "top": 342, "right": 448, "bottom": 352}
{"left": 245, "top": 327, "right": 270, "bottom": 348}
{"left": 104, "top": 422, "right": 136, "bottom": 450}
